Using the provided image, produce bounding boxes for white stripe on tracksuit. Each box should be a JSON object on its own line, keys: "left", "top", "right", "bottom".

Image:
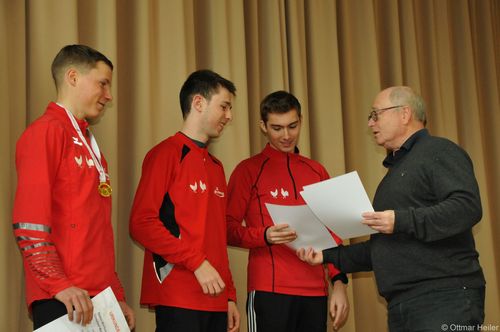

{"left": 247, "top": 290, "right": 257, "bottom": 332}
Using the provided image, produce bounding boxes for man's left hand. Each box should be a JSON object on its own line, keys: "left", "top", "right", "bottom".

{"left": 362, "top": 210, "right": 395, "bottom": 234}
{"left": 330, "top": 280, "right": 349, "bottom": 331}
{"left": 118, "top": 301, "right": 135, "bottom": 330}
{"left": 227, "top": 301, "right": 240, "bottom": 332}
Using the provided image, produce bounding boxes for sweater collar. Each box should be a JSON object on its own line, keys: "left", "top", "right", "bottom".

{"left": 383, "top": 128, "right": 428, "bottom": 167}
{"left": 400, "top": 128, "right": 428, "bottom": 151}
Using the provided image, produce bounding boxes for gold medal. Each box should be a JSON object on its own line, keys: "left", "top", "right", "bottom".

{"left": 98, "top": 182, "right": 112, "bottom": 197}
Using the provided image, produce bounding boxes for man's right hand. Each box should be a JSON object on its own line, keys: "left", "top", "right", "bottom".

{"left": 265, "top": 224, "right": 297, "bottom": 244}
{"left": 194, "top": 260, "right": 226, "bottom": 296}
{"left": 54, "top": 286, "right": 93, "bottom": 325}
{"left": 296, "top": 247, "right": 324, "bottom": 265}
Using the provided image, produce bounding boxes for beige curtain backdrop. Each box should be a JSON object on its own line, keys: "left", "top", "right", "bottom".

{"left": 1, "top": 0, "right": 499, "bottom": 331}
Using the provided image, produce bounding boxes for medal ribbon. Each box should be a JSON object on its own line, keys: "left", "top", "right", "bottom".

{"left": 59, "top": 103, "right": 108, "bottom": 184}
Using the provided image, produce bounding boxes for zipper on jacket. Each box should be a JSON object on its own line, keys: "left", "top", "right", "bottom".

{"left": 286, "top": 154, "right": 298, "bottom": 199}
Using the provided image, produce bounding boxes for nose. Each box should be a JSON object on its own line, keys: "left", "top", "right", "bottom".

{"left": 283, "top": 128, "right": 290, "bottom": 139}
{"left": 368, "top": 118, "right": 375, "bottom": 127}
{"left": 226, "top": 108, "right": 233, "bottom": 121}
{"left": 105, "top": 86, "right": 113, "bottom": 102}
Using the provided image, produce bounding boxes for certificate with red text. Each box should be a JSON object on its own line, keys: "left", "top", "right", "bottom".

{"left": 35, "top": 287, "right": 129, "bottom": 332}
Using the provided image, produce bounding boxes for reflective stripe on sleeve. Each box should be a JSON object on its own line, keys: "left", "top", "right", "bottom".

{"left": 13, "top": 222, "right": 51, "bottom": 233}
{"left": 20, "top": 242, "right": 54, "bottom": 251}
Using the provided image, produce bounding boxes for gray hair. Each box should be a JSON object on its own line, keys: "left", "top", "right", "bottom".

{"left": 389, "top": 86, "right": 426, "bottom": 125}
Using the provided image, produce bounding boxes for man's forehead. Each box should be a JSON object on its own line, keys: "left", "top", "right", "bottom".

{"left": 212, "top": 89, "right": 233, "bottom": 104}
{"left": 373, "top": 90, "right": 391, "bottom": 106}
{"left": 88, "top": 62, "right": 113, "bottom": 76}
{"left": 267, "top": 111, "right": 300, "bottom": 124}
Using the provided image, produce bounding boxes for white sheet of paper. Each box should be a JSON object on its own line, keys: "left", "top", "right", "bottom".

{"left": 34, "top": 287, "right": 130, "bottom": 332}
{"left": 301, "top": 171, "right": 377, "bottom": 239}
{"left": 265, "top": 203, "right": 338, "bottom": 251}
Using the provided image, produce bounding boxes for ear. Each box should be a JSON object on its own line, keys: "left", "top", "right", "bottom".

{"left": 65, "top": 68, "right": 78, "bottom": 87}
{"left": 259, "top": 120, "right": 267, "bottom": 134}
{"left": 401, "top": 106, "right": 412, "bottom": 124}
{"left": 191, "top": 94, "right": 205, "bottom": 113}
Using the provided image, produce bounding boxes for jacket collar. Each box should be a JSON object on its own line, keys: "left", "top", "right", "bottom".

{"left": 261, "top": 143, "right": 300, "bottom": 161}
{"left": 48, "top": 102, "right": 89, "bottom": 132}
{"left": 175, "top": 131, "right": 209, "bottom": 158}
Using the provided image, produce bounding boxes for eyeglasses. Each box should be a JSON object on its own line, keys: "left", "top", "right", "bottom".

{"left": 368, "top": 105, "right": 405, "bottom": 122}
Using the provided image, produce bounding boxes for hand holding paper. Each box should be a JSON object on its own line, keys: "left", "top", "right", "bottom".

{"left": 54, "top": 286, "right": 94, "bottom": 326}
{"left": 266, "top": 171, "right": 377, "bottom": 253}
{"left": 300, "top": 171, "right": 377, "bottom": 240}
{"left": 361, "top": 210, "right": 395, "bottom": 234}
{"left": 34, "top": 287, "right": 130, "bottom": 332}
{"left": 296, "top": 247, "right": 324, "bottom": 266}
{"left": 265, "top": 203, "right": 338, "bottom": 251}
{"left": 265, "top": 224, "right": 297, "bottom": 244}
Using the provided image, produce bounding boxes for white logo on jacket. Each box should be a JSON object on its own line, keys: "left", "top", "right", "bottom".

{"left": 270, "top": 188, "right": 289, "bottom": 199}
{"left": 189, "top": 180, "right": 224, "bottom": 198}
{"left": 199, "top": 181, "right": 207, "bottom": 193}
{"left": 75, "top": 155, "right": 99, "bottom": 170}
{"left": 85, "top": 156, "right": 94, "bottom": 167}
{"left": 72, "top": 137, "right": 83, "bottom": 146}
{"left": 74, "top": 155, "right": 83, "bottom": 167}
{"left": 189, "top": 180, "right": 207, "bottom": 193}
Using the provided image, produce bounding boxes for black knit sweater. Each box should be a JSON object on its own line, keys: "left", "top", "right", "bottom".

{"left": 323, "top": 129, "right": 485, "bottom": 305}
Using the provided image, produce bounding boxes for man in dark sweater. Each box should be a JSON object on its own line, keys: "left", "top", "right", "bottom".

{"left": 298, "top": 86, "right": 485, "bottom": 331}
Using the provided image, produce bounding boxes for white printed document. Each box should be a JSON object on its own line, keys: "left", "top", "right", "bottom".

{"left": 35, "top": 286, "right": 130, "bottom": 332}
{"left": 301, "top": 171, "right": 377, "bottom": 239}
{"left": 265, "top": 203, "right": 338, "bottom": 251}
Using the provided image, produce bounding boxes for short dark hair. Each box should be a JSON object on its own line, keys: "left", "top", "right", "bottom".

{"left": 51, "top": 44, "right": 113, "bottom": 91}
{"left": 260, "top": 90, "right": 301, "bottom": 123}
{"left": 179, "top": 69, "right": 236, "bottom": 119}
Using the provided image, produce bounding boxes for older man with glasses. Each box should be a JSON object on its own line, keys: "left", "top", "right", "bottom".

{"left": 298, "top": 86, "right": 485, "bottom": 332}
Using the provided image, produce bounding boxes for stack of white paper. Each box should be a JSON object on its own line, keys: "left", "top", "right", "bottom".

{"left": 265, "top": 203, "right": 337, "bottom": 251}
{"left": 266, "top": 171, "right": 377, "bottom": 251}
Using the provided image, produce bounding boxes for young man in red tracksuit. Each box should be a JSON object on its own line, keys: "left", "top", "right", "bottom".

{"left": 130, "top": 70, "right": 240, "bottom": 332}
{"left": 226, "top": 91, "right": 349, "bottom": 332}
{"left": 12, "top": 45, "right": 134, "bottom": 329}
